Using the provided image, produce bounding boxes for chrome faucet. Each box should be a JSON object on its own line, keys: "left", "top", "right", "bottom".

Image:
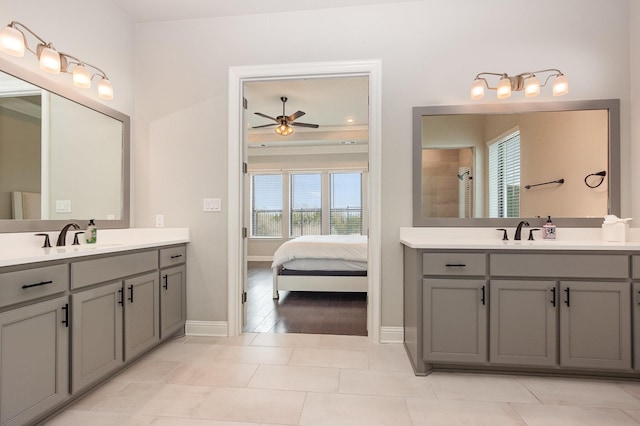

{"left": 514, "top": 221, "right": 530, "bottom": 241}
{"left": 56, "top": 223, "right": 80, "bottom": 246}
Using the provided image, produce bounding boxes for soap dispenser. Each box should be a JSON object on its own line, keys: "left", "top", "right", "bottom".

{"left": 542, "top": 216, "right": 556, "bottom": 240}
{"left": 85, "top": 219, "right": 97, "bottom": 244}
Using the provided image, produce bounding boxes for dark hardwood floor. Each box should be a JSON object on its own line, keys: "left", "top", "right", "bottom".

{"left": 242, "top": 262, "right": 367, "bottom": 336}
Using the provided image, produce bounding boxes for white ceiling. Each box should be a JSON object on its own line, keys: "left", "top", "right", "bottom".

{"left": 110, "top": 0, "right": 403, "bottom": 23}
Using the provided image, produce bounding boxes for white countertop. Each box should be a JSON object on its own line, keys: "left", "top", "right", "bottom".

{"left": 400, "top": 227, "right": 640, "bottom": 251}
{"left": 0, "top": 228, "right": 190, "bottom": 268}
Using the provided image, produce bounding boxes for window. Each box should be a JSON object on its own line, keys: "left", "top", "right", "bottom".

{"left": 250, "top": 174, "right": 282, "bottom": 237}
{"left": 488, "top": 131, "right": 520, "bottom": 218}
{"left": 290, "top": 173, "right": 322, "bottom": 236}
{"left": 330, "top": 172, "right": 362, "bottom": 234}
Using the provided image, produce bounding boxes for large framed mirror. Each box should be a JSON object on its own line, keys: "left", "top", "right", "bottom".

{"left": 413, "top": 99, "right": 620, "bottom": 227}
{"left": 0, "top": 57, "right": 129, "bottom": 233}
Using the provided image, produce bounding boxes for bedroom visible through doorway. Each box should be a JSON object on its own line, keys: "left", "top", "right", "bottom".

{"left": 243, "top": 76, "right": 370, "bottom": 336}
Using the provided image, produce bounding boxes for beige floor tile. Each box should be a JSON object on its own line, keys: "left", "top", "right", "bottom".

{"left": 116, "top": 359, "right": 181, "bottom": 383}
{"left": 214, "top": 345, "right": 293, "bottom": 365}
{"left": 146, "top": 342, "right": 224, "bottom": 363}
{"left": 512, "top": 402, "right": 638, "bottom": 426}
{"left": 93, "top": 382, "right": 211, "bottom": 417}
{"left": 339, "top": 368, "right": 435, "bottom": 398}
{"left": 66, "top": 379, "right": 129, "bottom": 410}
{"left": 317, "top": 334, "right": 371, "bottom": 350}
{"left": 44, "top": 410, "right": 155, "bottom": 425}
{"left": 623, "top": 409, "right": 640, "bottom": 423}
{"left": 299, "top": 392, "right": 412, "bottom": 426}
{"left": 406, "top": 398, "right": 526, "bottom": 426}
{"left": 618, "top": 381, "right": 640, "bottom": 401}
{"left": 289, "top": 347, "right": 368, "bottom": 369}
{"left": 366, "top": 343, "right": 414, "bottom": 372}
{"left": 186, "top": 334, "right": 258, "bottom": 346}
{"left": 194, "top": 387, "right": 306, "bottom": 424}
{"left": 428, "top": 372, "right": 538, "bottom": 403}
{"left": 149, "top": 417, "right": 259, "bottom": 425}
{"left": 165, "top": 362, "right": 258, "bottom": 387}
{"left": 518, "top": 376, "right": 640, "bottom": 410}
{"left": 248, "top": 364, "right": 340, "bottom": 392}
{"left": 250, "top": 332, "right": 322, "bottom": 348}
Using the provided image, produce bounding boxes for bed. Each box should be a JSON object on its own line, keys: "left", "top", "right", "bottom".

{"left": 271, "top": 235, "right": 368, "bottom": 299}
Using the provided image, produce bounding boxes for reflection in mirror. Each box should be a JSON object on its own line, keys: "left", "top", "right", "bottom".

{"left": 0, "top": 57, "right": 129, "bottom": 232}
{"left": 413, "top": 100, "right": 620, "bottom": 227}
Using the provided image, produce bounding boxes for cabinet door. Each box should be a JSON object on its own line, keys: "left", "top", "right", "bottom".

{"left": 160, "top": 265, "right": 187, "bottom": 339}
{"left": 634, "top": 282, "right": 640, "bottom": 371}
{"left": 560, "top": 281, "right": 631, "bottom": 370}
{"left": 490, "top": 280, "right": 557, "bottom": 367}
{"left": 423, "top": 278, "right": 487, "bottom": 364}
{"left": 0, "top": 296, "right": 69, "bottom": 426}
{"left": 71, "top": 281, "right": 124, "bottom": 394}
{"left": 124, "top": 272, "right": 159, "bottom": 361}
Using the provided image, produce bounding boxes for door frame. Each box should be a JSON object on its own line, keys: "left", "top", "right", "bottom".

{"left": 227, "top": 60, "right": 382, "bottom": 342}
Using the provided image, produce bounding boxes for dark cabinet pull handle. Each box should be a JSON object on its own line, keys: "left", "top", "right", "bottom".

{"left": 61, "top": 303, "right": 69, "bottom": 327}
{"left": 118, "top": 288, "right": 124, "bottom": 306}
{"left": 638, "top": 290, "right": 640, "bottom": 305}
{"left": 163, "top": 275, "right": 168, "bottom": 290}
{"left": 128, "top": 285, "right": 134, "bottom": 303}
{"left": 445, "top": 263, "right": 466, "bottom": 267}
{"left": 564, "top": 287, "right": 570, "bottom": 307}
{"left": 550, "top": 287, "right": 556, "bottom": 306}
{"left": 481, "top": 285, "right": 486, "bottom": 305}
{"left": 21, "top": 280, "right": 53, "bottom": 289}
{"left": 170, "top": 254, "right": 183, "bottom": 259}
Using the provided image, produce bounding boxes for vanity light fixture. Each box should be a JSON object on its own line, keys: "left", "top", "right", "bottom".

{"left": 470, "top": 69, "right": 568, "bottom": 100}
{"left": 0, "top": 21, "right": 114, "bottom": 100}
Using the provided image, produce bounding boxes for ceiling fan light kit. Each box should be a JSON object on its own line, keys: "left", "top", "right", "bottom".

{"left": 252, "top": 96, "right": 320, "bottom": 136}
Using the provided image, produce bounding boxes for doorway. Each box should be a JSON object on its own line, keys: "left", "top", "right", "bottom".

{"left": 227, "top": 60, "right": 382, "bottom": 342}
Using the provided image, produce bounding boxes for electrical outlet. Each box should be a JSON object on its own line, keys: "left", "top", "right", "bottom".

{"left": 155, "top": 214, "right": 164, "bottom": 228}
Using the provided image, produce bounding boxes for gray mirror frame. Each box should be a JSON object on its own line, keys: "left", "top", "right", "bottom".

{"left": 413, "top": 99, "right": 620, "bottom": 227}
{"left": 0, "top": 56, "right": 130, "bottom": 233}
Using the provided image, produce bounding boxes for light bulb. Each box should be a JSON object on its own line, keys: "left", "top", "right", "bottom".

{"left": 552, "top": 75, "right": 569, "bottom": 96}
{"left": 0, "top": 25, "right": 25, "bottom": 57}
{"left": 496, "top": 77, "right": 511, "bottom": 99}
{"left": 39, "top": 45, "right": 61, "bottom": 74}
{"left": 73, "top": 64, "right": 91, "bottom": 88}
{"left": 275, "top": 123, "right": 293, "bottom": 136}
{"left": 98, "top": 77, "right": 114, "bottom": 100}
{"left": 524, "top": 76, "right": 540, "bottom": 97}
{"left": 470, "top": 79, "right": 485, "bottom": 100}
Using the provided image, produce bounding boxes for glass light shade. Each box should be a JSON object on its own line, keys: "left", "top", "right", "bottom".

{"left": 470, "top": 79, "right": 485, "bottom": 100}
{"left": 552, "top": 75, "right": 569, "bottom": 96}
{"left": 72, "top": 65, "right": 91, "bottom": 88}
{"left": 524, "top": 76, "right": 540, "bottom": 97}
{"left": 98, "top": 77, "right": 114, "bottom": 100}
{"left": 275, "top": 123, "right": 293, "bottom": 136}
{"left": 39, "top": 46, "right": 61, "bottom": 74}
{"left": 496, "top": 77, "right": 511, "bottom": 99}
{"left": 0, "top": 25, "right": 25, "bottom": 57}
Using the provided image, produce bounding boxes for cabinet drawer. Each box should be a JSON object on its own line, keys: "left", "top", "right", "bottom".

{"left": 71, "top": 250, "right": 158, "bottom": 289}
{"left": 160, "top": 246, "right": 186, "bottom": 268}
{"left": 423, "top": 253, "right": 486, "bottom": 276}
{"left": 0, "top": 264, "right": 68, "bottom": 308}
{"left": 491, "top": 253, "right": 628, "bottom": 279}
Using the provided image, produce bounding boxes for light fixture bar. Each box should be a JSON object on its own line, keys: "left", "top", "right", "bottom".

{"left": 470, "top": 69, "right": 567, "bottom": 100}
{"left": 0, "top": 21, "right": 114, "bottom": 100}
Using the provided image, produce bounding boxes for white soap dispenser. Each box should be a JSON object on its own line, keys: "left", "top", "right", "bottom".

{"left": 542, "top": 216, "right": 556, "bottom": 240}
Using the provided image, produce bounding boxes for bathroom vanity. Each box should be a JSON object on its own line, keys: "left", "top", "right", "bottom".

{"left": 402, "top": 227, "right": 640, "bottom": 378}
{"left": 0, "top": 228, "right": 189, "bottom": 426}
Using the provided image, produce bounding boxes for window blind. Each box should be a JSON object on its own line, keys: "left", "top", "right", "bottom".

{"left": 329, "top": 172, "right": 363, "bottom": 234}
{"left": 290, "top": 173, "right": 322, "bottom": 236}
{"left": 488, "top": 131, "right": 520, "bottom": 218}
{"left": 250, "top": 174, "right": 283, "bottom": 237}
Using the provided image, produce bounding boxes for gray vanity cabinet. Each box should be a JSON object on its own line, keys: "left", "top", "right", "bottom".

{"left": 0, "top": 296, "right": 69, "bottom": 426}
{"left": 124, "top": 272, "right": 160, "bottom": 360}
{"left": 160, "top": 264, "right": 186, "bottom": 339}
{"left": 71, "top": 281, "right": 124, "bottom": 393}
{"left": 489, "top": 280, "right": 557, "bottom": 367}
{"left": 423, "top": 278, "right": 487, "bottom": 363}
{"left": 634, "top": 282, "right": 640, "bottom": 371}
{"left": 559, "top": 281, "right": 631, "bottom": 370}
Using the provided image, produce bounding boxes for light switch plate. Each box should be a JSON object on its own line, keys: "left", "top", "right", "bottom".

{"left": 55, "top": 199, "right": 72, "bottom": 213}
{"left": 203, "top": 198, "right": 222, "bottom": 212}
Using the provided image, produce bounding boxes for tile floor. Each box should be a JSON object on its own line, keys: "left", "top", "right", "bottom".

{"left": 45, "top": 333, "right": 640, "bottom": 425}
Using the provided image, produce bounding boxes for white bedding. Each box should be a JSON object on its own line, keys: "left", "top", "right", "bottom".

{"left": 271, "top": 235, "right": 368, "bottom": 270}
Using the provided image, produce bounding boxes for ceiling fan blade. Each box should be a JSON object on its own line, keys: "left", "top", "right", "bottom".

{"left": 251, "top": 123, "right": 277, "bottom": 129}
{"left": 291, "top": 122, "right": 319, "bottom": 128}
{"left": 254, "top": 112, "right": 278, "bottom": 122}
{"left": 288, "top": 110, "right": 306, "bottom": 121}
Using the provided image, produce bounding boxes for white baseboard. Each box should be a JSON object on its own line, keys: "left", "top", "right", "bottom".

{"left": 185, "top": 320, "right": 228, "bottom": 337}
{"left": 247, "top": 256, "right": 273, "bottom": 262}
{"left": 379, "top": 326, "right": 404, "bottom": 344}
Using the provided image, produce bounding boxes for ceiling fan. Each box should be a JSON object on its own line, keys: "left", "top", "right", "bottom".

{"left": 252, "top": 96, "right": 319, "bottom": 136}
